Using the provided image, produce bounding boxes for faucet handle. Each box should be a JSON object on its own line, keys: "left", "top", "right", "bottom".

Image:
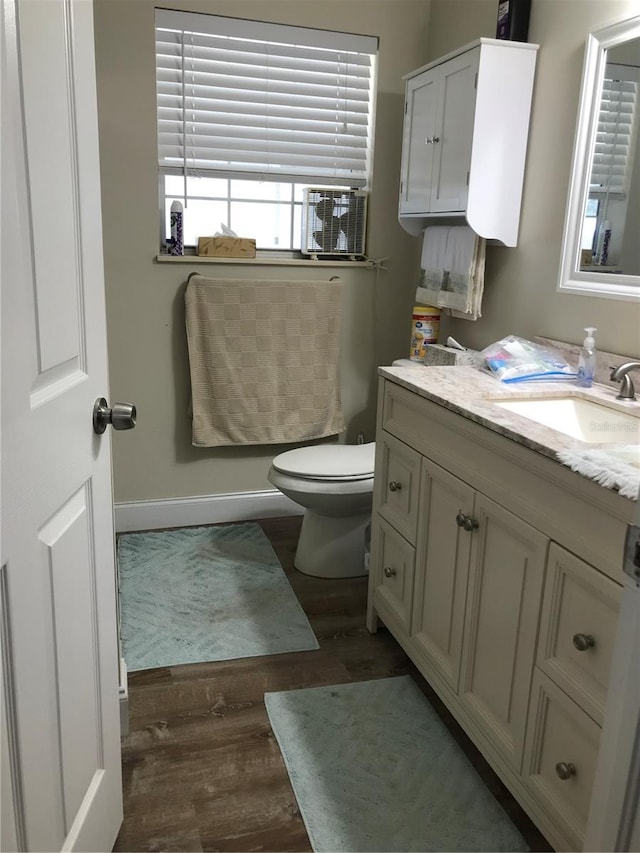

{"left": 617, "top": 375, "right": 637, "bottom": 401}
{"left": 609, "top": 361, "right": 640, "bottom": 401}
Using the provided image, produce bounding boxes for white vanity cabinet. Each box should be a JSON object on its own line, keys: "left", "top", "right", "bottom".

{"left": 398, "top": 38, "right": 538, "bottom": 246}
{"left": 367, "top": 375, "right": 628, "bottom": 852}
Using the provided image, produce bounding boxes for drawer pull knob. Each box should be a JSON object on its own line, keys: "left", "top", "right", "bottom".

{"left": 384, "top": 566, "right": 397, "bottom": 578}
{"left": 573, "top": 633, "right": 595, "bottom": 651}
{"left": 456, "top": 511, "right": 479, "bottom": 532}
{"left": 388, "top": 481, "right": 402, "bottom": 492}
{"left": 555, "top": 762, "right": 577, "bottom": 781}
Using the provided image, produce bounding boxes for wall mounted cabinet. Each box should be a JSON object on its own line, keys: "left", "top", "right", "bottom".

{"left": 398, "top": 39, "right": 539, "bottom": 246}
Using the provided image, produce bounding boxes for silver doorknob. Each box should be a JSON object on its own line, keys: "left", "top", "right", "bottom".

{"left": 93, "top": 397, "right": 137, "bottom": 434}
{"left": 573, "top": 633, "right": 595, "bottom": 652}
{"left": 384, "top": 566, "right": 397, "bottom": 578}
{"left": 555, "top": 762, "right": 576, "bottom": 781}
{"left": 456, "top": 511, "right": 467, "bottom": 527}
{"left": 388, "top": 481, "right": 402, "bottom": 492}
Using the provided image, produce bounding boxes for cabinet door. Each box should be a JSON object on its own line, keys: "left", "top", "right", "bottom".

{"left": 399, "top": 69, "right": 438, "bottom": 215}
{"left": 371, "top": 516, "right": 416, "bottom": 633}
{"left": 430, "top": 49, "right": 479, "bottom": 213}
{"left": 411, "top": 459, "right": 474, "bottom": 692}
{"left": 459, "top": 494, "right": 547, "bottom": 772}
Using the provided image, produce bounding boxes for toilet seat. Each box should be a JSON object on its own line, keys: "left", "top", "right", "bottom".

{"left": 272, "top": 442, "right": 375, "bottom": 481}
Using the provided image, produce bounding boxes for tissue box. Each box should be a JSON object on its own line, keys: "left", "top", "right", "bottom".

{"left": 197, "top": 236, "right": 256, "bottom": 258}
{"left": 423, "top": 344, "right": 479, "bottom": 366}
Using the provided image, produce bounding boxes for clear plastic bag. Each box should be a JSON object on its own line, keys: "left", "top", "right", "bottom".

{"left": 480, "top": 335, "right": 577, "bottom": 383}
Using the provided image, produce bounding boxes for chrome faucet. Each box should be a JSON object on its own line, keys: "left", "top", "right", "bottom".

{"left": 610, "top": 361, "right": 640, "bottom": 400}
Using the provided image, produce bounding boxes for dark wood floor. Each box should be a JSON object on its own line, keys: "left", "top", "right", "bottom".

{"left": 114, "top": 515, "right": 552, "bottom": 853}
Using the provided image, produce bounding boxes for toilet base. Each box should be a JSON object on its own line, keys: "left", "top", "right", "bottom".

{"left": 294, "top": 510, "right": 370, "bottom": 578}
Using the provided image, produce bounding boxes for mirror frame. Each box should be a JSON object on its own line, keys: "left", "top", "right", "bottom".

{"left": 558, "top": 13, "right": 640, "bottom": 302}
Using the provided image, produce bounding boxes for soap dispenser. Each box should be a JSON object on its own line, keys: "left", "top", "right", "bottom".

{"left": 576, "top": 327, "right": 597, "bottom": 388}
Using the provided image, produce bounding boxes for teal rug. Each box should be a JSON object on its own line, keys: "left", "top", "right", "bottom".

{"left": 265, "top": 676, "right": 529, "bottom": 852}
{"left": 118, "top": 523, "right": 318, "bottom": 671}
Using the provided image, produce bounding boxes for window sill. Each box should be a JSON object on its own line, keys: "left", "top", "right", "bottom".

{"left": 156, "top": 253, "right": 376, "bottom": 268}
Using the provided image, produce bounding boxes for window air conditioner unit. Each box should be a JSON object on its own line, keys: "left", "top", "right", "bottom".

{"left": 301, "top": 188, "right": 368, "bottom": 259}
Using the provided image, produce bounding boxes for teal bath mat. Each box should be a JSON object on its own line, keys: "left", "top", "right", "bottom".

{"left": 265, "top": 676, "right": 529, "bottom": 852}
{"left": 118, "top": 523, "right": 318, "bottom": 671}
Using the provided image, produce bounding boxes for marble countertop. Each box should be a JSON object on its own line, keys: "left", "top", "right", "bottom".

{"left": 378, "top": 364, "right": 640, "bottom": 497}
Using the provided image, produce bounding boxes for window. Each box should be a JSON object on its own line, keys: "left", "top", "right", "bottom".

{"left": 581, "top": 197, "right": 599, "bottom": 252}
{"left": 589, "top": 67, "right": 638, "bottom": 196}
{"left": 155, "top": 10, "right": 378, "bottom": 252}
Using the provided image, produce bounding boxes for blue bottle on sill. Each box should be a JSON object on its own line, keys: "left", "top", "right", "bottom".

{"left": 168, "top": 200, "right": 184, "bottom": 255}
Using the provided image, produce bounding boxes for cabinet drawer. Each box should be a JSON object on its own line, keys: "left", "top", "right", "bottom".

{"left": 375, "top": 432, "right": 421, "bottom": 544}
{"left": 538, "top": 544, "right": 621, "bottom": 724}
{"left": 371, "top": 516, "right": 415, "bottom": 633}
{"left": 523, "top": 669, "right": 601, "bottom": 852}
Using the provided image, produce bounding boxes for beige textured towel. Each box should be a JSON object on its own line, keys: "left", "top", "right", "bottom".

{"left": 185, "top": 276, "right": 345, "bottom": 447}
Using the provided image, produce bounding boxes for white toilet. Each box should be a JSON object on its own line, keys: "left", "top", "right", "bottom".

{"left": 267, "top": 443, "right": 375, "bottom": 579}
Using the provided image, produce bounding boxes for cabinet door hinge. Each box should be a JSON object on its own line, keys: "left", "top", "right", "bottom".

{"left": 400, "top": 180, "right": 403, "bottom": 194}
{"left": 466, "top": 171, "right": 470, "bottom": 186}
{"left": 405, "top": 101, "right": 408, "bottom": 115}
{"left": 474, "top": 71, "right": 478, "bottom": 89}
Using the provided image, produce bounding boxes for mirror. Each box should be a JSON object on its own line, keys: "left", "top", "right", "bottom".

{"left": 558, "top": 14, "right": 640, "bottom": 301}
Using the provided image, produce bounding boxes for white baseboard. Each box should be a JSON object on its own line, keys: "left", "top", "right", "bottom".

{"left": 114, "top": 489, "right": 303, "bottom": 533}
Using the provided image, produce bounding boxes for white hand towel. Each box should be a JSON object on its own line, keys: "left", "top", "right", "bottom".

{"left": 416, "top": 225, "right": 486, "bottom": 320}
{"left": 417, "top": 226, "right": 449, "bottom": 293}
{"left": 449, "top": 230, "right": 486, "bottom": 320}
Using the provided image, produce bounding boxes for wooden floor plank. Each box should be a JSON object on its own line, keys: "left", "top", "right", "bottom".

{"left": 114, "top": 515, "right": 551, "bottom": 853}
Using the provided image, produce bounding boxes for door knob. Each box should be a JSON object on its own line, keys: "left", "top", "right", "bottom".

{"left": 93, "top": 397, "right": 137, "bottom": 434}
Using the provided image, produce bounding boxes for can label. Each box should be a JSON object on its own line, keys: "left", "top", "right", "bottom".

{"left": 410, "top": 307, "right": 440, "bottom": 361}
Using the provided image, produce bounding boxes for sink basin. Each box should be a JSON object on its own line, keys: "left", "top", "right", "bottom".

{"left": 491, "top": 396, "right": 640, "bottom": 444}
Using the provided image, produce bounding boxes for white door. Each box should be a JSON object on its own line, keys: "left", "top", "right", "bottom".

{"left": 1, "top": 0, "right": 124, "bottom": 850}
{"left": 584, "top": 489, "right": 640, "bottom": 852}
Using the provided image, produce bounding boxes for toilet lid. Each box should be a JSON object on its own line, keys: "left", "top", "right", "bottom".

{"left": 272, "top": 443, "right": 375, "bottom": 480}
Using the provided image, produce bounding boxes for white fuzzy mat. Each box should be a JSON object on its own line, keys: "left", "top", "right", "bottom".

{"left": 557, "top": 444, "right": 640, "bottom": 499}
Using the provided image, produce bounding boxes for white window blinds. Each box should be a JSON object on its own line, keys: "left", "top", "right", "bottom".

{"left": 590, "top": 69, "right": 638, "bottom": 195}
{"left": 155, "top": 9, "right": 378, "bottom": 188}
